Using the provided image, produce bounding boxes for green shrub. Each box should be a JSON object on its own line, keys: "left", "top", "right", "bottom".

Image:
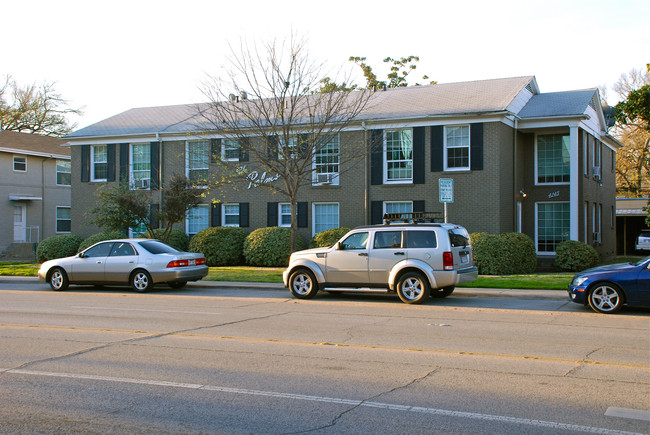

{"left": 554, "top": 240, "right": 599, "bottom": 272}
{"left": 36, "top": 234, "right": 84, "bottom": 262}
{"left": 140, "top": 228, "right": 189, "bottom": 251}
{"left": 78, "top": 230, "right": 126, "bottom": 252}
{"left": 188, "top": 226, "right": 248, "bottom": 266}
{"left": 309, "top": 227, "right": 350, "bottom": 248}
{"left": 470, "top": 232, "right": 537, "bottom": 275}
{"left": 244, "top": 227, "right": 304, "bottom": 267}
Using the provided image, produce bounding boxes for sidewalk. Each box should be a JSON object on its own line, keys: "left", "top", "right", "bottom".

{"left": 2, "top": 276, "right": 565, "bottom": 300}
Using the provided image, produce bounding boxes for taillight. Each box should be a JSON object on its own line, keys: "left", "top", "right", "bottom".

{"left": 196, "top": 258, "right": 206, "bottom": 265}
{"left": 167, "top": 258, "right": 206, "bottom": 268}
{"left": 443, "top": 252, "right": 454, "bottom": 270}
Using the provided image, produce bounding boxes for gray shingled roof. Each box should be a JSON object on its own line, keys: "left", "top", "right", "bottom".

{"left": 518, "top": 89, "right": 597, "bottom": 119}
{"left": 67, "top": 76, "right": 550, "bottom": 139}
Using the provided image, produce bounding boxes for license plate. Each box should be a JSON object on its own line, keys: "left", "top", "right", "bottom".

{"left": 189, "top": 259, "right": 195, "bottom": 266}
{"left": 460, "top": 254, "right": 469, "bottom": 264}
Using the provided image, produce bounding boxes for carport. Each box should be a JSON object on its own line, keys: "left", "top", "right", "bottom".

{"left": 616, "top": 197, "right": 649, "bottom": 255}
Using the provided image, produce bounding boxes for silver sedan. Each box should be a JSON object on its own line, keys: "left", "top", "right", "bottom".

{"left": 38, "top": 239, "right": 208, "bottom": 292}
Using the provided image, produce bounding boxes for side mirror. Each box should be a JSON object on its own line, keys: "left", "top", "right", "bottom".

{"left": 77, "top": 252, "right": 86, "bottom": 258}
{"left": 335, "top": 242, "right": 342, "bottom": 250}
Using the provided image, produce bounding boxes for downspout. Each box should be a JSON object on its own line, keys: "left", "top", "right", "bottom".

{"left": 362, "top": 121, "right": 369, "bottom": 224}
{"left": 512, "top": 117, "right": 518, "bottom": 232}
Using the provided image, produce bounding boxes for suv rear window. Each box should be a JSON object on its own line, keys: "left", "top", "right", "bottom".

{"left": 448, "top": 228, "right": 470, "bottom": 247}
{"left": 405, "top": 231, "right": 437, "bottom": 249}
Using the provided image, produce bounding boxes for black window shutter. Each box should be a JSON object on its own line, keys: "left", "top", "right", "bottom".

{"left": 267, "top": 202, "right": 278, "bottom": 226}
{"left": 239, "top": 138, "right": 249, "bottom": 162}
{"left": 81, "top": 145, "right": 90, "bottom": 182}
{"left": 370, "top": 129, "right": 384, "bottom": 185}
{"left": 150, "top": 142, "right": 160, "bottom": 190}
{"left": 431, "top": 126, "right": 443, "bottom": 172}
{"left": 413, "top": 200, "right": 425, "bottom": 213}
{"left": 239, "top": 202, "right": 249, "bottom": 227}
{"left": 413, "top": 127, "right": 425, "bottom": 184}
{"left": 298, "top": 134, "right": 309, "bottom": 159}
{"left": 211, "top": 203, "right": 222, "bottom": 227}
{"left": 371, "top": 201, "right": 383, "bottom": 225}
{"left": 150, "top": 203, "right": 159, "bottom": 229}
{"left": 267, "top": 136, "right": 278, "bottom": 160}
{"left": 470, "top": 123, "right": 484, "bottom": 171}
{"left": 107, "top": 144, "right": 116, "bottom": 182}
{"left": 119, "top": 143, "right": 129, "bottom": 182}
{"left": 297, "top": 202, "right": 308, "bottom": 228}
{"left": 211, "top": 139, "right": 221, "bottom": 163}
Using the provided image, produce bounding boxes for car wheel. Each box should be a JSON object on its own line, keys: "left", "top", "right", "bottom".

{"left": 397, "top": 272, "right": 430, "bottom": 304}
{"left": 431, "top": 286, "right": 455, "bottom": 298}
{"left": 49, "top": 267, "right": 69, "bottom": 291}
{"left": 131, "top": 270, "right": 153, "bottom": 293}
{"left": 588, "top": 283, "right": 624, "bottom": 314}
{"left": 168, "top": 281, "right": 187, "bottom": 289}
{"left": 289, "top": 269, "right": 319, "bottom": 299}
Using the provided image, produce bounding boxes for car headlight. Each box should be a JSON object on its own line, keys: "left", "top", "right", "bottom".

{"left": 572, "top": 276, "right": 588, "bottom": 286}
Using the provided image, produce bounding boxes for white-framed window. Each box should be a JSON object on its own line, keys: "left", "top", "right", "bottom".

{"left": 279, "top": 136, "right": 299, "bottom": 159}
{"left": 222, "top": 139, "right": 240, "bottom": 161}
{"left": 384, "top": 129, "right": 413, "bottom": 183}
{"left": 222, "top": 203, "right": 240, "bottom": 227}
{"left": 384, "top": 201, "right": 413, "bottom": 217}
{"left": 582, "top": 133, "right": 588, "bottom": 176}
{"left": 536, "top": 134, "right": 570, "bottom": 185}
{"left": 312, "top": 203, "right": 339, "bottom": 236}
{"left": 130, "top": 143, "right": 151, "bottom": 189}
{"left": 56, "top": 159, "right": 71, "bottom": 186}
{"left": 90, "top": 145, "right": 108, "bottom": 181}
{"left": 592, "top": 203, "right": 602, "bottom": 241}
{"left": 129, "top": 221, "right": 148, "bottom": 238}
{"left": 56, "top": 206, "right": 71, "bottom": 233}
{"left": 279, "top": 203, "right": 292, "bottom": 227}
{"left": 536, "top": 202, "right": 570, "bottom": 253}
{"left": 13, "top": 156, "right": 26, "bottom": 172}
{"left": 313, "top": 135, "right": 339, "bottom": 185}
{"left": 186, "top": 140, "right": 209, "bottom": 186}
{"left": 444, "top": 125, "right": 470, "bottom": 170}
{"left": 186, "top": 205, "right": 209, "bottom": 236}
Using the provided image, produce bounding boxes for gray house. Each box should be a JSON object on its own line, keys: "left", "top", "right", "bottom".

{"left": 64, "top": 76, "right": 621, "bottom": 261}
{"left": 0, "top": 131, "right": 71, "bottom": 258}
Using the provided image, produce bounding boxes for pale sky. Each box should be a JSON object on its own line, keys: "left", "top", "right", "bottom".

{"left": 3, "top": 0, "right": 648, "bottom": 130}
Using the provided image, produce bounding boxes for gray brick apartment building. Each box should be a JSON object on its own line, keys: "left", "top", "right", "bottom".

{"left": 64, "top": 76, "right": 621, "bottom": 260}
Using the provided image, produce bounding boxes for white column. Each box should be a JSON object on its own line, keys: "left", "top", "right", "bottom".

{"left": 569, "top": 126, "right": 579, "bottom": 240}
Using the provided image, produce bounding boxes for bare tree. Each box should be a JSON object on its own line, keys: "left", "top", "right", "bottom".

{"left": 0, "top": 75, "right": 82, "bottom": 137}
{"left": 198, "top": 36, "right": 374, "bottom": 250}
{"left": 611, "top": 67, "right": 650, "bottom": 197}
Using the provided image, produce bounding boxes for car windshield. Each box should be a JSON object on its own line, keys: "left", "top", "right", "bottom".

{"left": 138, "top": 240, "right": 180, "bottom": 255}
{"left": 632, "top": 256, "right": 650, "bottom": 266}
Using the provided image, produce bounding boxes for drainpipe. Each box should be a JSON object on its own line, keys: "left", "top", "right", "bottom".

{"left": 362, "top": 121, "right": 369, "bottom": 224}
{"left": 512, "top": 117, "right": 518, "bottom": 232}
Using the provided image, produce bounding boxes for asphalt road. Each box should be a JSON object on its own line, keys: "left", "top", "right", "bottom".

{"left": 0, "top": 278, "right": 648, "bottom": 434}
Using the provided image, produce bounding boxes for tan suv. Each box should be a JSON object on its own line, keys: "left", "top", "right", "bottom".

{"left": 283, "top": 213, "right": 478, "bottom": 304}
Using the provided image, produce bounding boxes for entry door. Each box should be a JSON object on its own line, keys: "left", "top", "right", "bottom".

{"left": 13, "top": 204, "right": 26, "bottom": 242}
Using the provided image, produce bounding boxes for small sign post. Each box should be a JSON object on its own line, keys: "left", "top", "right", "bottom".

{"left": 439, "top": 178, "right": 454, "bottom": 223}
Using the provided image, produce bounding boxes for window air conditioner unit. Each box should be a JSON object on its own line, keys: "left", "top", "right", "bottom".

{"left": 316, "top": 173, "right": 334, "bottom": 184}
{"left": 136, "top": 178, "right": 150, "bottom": 189}
{"left": 592, "top": 166, "right": 601, "bottom": 181}
{"left": 593, "top": 232, "right": 601, "bottom": 244}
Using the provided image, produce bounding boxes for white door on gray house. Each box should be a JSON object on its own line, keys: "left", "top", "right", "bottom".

{"left": 13, "top": 204, "right": 26, "bottom": 242}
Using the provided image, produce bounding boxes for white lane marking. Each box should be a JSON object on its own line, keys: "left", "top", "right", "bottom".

{"left": 72, "top": 306, "right": 220, "bottom": 315}
{"left": 2, "top": 368, "right": 645, "bottom": 435}
{"left": 606, "top": 407, "right": 650, "bottom": 422}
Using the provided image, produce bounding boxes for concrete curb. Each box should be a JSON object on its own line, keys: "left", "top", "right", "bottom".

{"left": 2, "top": 276, "right": 566, "bottom": 300}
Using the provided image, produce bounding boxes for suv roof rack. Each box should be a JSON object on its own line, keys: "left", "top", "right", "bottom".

{"left": 382, "top": 212, "right": 443, "bottom": 224}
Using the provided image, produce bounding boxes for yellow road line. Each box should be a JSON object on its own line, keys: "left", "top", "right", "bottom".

{"left": 1, "top": 322, "right": 648, "bottom": 370}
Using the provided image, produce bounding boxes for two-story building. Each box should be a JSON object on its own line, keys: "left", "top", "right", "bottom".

{"left": 65, "top": 76, "right": 621, "bottom": 261}
{"left": 0, "top": 131, "right": 71, "bottom": 258}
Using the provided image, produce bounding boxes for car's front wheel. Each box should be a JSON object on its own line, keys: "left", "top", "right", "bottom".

{"left": 288, "top": 269, "right": 319, "bottom": 299}
{"left": 397, "top": 272, "right": 430, "bottom": 304}
{"left": 588, "top": 283, "right": 623, "bottom": 314}
{"left": 48, "top": 267, "right": 69, "bottom": 291}
{"left": 131, "top": 270, "right": 153, "bottom": 293}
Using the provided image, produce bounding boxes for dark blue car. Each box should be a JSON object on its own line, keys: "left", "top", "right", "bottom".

{"left": 568, "top": 256, "right": 650, "bottom": 313}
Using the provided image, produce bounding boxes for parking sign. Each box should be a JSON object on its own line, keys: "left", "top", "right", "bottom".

{"left": 439, "top": 178, "right": 454, "bottom": 203}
